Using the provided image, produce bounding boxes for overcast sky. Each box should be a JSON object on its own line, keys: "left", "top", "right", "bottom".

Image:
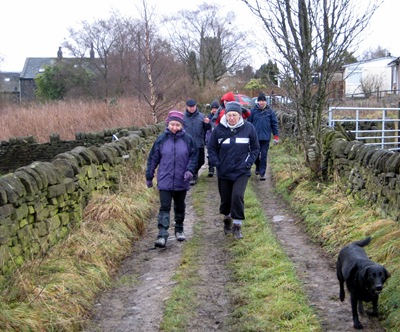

{"left": 0, "top": 0, "right": 397, "bottom": 72}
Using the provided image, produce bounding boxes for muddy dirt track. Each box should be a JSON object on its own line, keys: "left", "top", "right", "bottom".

{"left": 83, "top": 166, "right": 385, "bottom": 332}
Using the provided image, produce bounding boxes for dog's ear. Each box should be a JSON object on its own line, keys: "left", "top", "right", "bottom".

{"left": 383, "top": 267, "right": 390, "bottom": 281}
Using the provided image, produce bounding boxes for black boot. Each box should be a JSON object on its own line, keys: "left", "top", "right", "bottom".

{"left": 155, "top": 212, "right": 170, "bottom": 247}
{"left": 232, "top": 224, "right": 243, "bottom": 239}
{"left": 223, "top": 216, "right": 232, "bottom": 235}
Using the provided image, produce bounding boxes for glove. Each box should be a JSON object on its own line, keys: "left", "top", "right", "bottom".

{"left": 184, "top": 171, "right": 193, "bottom": 181}
{"left": 273, "top": 135, "right": 279, "bottom": 145}
{"left": 146, "top": 180, "right": 153, "bottom": 188}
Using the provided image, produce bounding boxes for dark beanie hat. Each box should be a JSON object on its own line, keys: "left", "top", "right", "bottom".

{"left": 166, "top": 110, "right": 184, "bottom": 124}
{"left": 225, "top": 101, "right": 242, "bottom": 115}
{"left": 210, "top": 100, "right": 219, "bottom": 109}
{"left": 186, "top": 99, "right": 196, "bottom": 106}
{"left": 257, "top": 92, "right": 267, "bottom": 101}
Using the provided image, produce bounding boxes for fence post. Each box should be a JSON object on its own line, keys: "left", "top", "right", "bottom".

{"left": 398, "top": 102, "right": 400, "bottom": 149}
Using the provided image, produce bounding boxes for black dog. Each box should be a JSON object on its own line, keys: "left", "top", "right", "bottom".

{"left": 336, "top": 236, "right": 390, "bottom": 329}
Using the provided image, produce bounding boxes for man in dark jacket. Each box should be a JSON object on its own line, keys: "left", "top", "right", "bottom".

{"left": 248, "top": 92, "right": 279, "bottom": 181}
{"left": 184, "top": 99, "right": 211, "bottom": 185}
{"left": 208, "top": 101, "right": 260, "bottom": 239}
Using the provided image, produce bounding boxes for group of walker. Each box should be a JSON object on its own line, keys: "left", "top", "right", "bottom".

{"left": 145, "top": 92, "right": 279, "bottom": 248}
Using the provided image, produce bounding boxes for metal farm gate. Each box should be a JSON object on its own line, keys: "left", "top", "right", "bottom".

{"left": 328, "top": 107, "right": 400, "bottom": 151}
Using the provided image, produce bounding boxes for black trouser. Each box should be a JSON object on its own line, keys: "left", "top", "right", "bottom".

{"left": 255, "top": 140, "right": 271, "bottom": 176}
{"left": 157, "top": 190, "right": 187, "bottom": 238}
{"left": 195, "top": 147, "right": 205, "bottom": 176}
{"left": 217, "top": 174, "right": 249, "bottom": 220}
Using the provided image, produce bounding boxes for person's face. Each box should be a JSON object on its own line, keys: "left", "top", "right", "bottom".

{"left": 225, "top": 111, "right": 240, "bottom": 125}
{"left": 187, "top": 105, "right": 196, "bottom": 113}
{"left": 211, "top": 107, "right": 218, "bottom": 114}
{"left": 258, "top": 100, "right": 267, "bottom": 107}
{"left": 168, "top": 120, "right": 183, "bottom": 133}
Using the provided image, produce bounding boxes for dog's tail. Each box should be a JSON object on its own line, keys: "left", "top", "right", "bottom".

{"left": 352, "top": 236, "right": 372, "bottom": 247}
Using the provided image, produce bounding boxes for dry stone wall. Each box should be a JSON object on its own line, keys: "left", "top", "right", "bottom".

{"left": 0, "top": 123, "right": 164, "bottom": 283}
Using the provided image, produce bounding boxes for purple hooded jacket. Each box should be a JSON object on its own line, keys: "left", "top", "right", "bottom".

{"left": 146, "top": 127, "right": 198, "bottom": 191}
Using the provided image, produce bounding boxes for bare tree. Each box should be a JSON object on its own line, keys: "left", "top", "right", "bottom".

{"left": 360, "top": 45, "right": 391, "bottom": 61}
{"left": 360, "top": 73, "right": 384, "bottom": 98}
{"left": 62, "top": 5, "right": 187, "bottom": 118}
{"left": 165, "top": 2, "right": 250, "bottom": 88}
{"left": 133, "top": 0, "right": 188, "bottom": 123}
{"left": 242, "top": 0, "right": 382, "bottom": 177}
{"left": 63, "top": 14, "right": 121, "bottom": 97}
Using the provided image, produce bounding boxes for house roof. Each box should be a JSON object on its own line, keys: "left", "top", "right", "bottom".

{"left": 20, "top": 58, "right": 58, "bottom": 79}
{"left": 343, "top": 56, "right": 397, "bottom": 68}
{"left": 0, "top": 71, "right": 20, "bottom": 93}
{"left": 20, "top": 57, "right": 101, "bottom": 80}
{"left": 388, "top": 57, "right": 400, "bottom": 66}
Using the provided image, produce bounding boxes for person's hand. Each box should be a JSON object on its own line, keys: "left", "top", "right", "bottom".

{"left": 184, "top": 171, "right": 193, "bottom": 181}
{"left": 204, "top": 117, "right": 210, "bottom": 123}
{"left": 146, "top": 180, "right": 153, "bottom": 188}
{"left": 273, "top": 135, "right": 279, "bottom": 145}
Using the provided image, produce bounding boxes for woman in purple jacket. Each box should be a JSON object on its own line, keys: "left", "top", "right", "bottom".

{"left": 146, "top": 110, "right": 198, "bottom": 248}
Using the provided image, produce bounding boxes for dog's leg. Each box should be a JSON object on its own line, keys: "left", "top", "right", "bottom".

{"left": 351, "top": 294, "right": 363, "bottom": 329}
{"left": 358, "top": 300, "right": 365, "bottom": 315}
{"left": 367, "top": 296, "right": 379, "bottom": 316}
{"left": 339, "top": 280, "right": 345, "bottom": 301}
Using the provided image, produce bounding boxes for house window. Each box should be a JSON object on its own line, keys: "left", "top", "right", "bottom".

{"left": 347, "top": 69, "right": 362, "bottom": 84}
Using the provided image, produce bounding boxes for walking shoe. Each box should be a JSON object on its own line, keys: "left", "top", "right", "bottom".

{"left": 208, "top": 170, "right": 214, "bottom": 177}
{"left": 190, "top": 178, "right": 197, "bottom": 186}
{"left": 223, "top": 216, "right": 232, "bottom": 235}
{"left": 175, "top": 231, "right": 186, "bottom": 242}
{"left": 255, "top": 170, "right": 260, "bottom": 175}
{"left": 260, "top": 174, "right": 266, "bottom": 181}
{"left": 232, "top": 224, "right": 243, "bottom": 239}
{"left": 155, "top": 237, "right": 167, "bottom": 248}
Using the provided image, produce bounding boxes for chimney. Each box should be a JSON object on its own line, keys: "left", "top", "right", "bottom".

{"left": 57, "top": 47, "right": 63, "bottom": 59}
{"left": 90, "top": 43, "right": 95, "bottom": 60}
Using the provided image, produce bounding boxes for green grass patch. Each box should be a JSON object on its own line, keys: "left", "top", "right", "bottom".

{"left": 226, "top": 185, "right": 321, "bottom": 332}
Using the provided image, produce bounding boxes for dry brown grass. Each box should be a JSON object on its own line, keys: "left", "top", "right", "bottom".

{"left": 0, "top": 160, "right": 159, "bottom": 331}
{"left": 0, "top": 98, "right": 158, "bottom": 143}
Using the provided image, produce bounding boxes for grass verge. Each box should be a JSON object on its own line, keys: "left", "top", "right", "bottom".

{"left": 269, "top": 141, "right": 400, "bottom": 331}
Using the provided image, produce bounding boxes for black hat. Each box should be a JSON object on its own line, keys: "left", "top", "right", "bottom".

{"left": 225, "top": 101, "right": 242, "bottom": 115}
{"left": 210, "top": 100, "right": 219, "bottom": 109}
{"left": 257, "top": 92, "right": 267, "bottom": 101}
{"left": 186, "top": 99, "right": 196, "bottom": 106}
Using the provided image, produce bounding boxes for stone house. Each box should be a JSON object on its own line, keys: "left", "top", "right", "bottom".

{"left": 0, "top": 71, "right": 20, "bottom": 103}
{"left": 18, "top": 46, "right": 98, "bottom": 103}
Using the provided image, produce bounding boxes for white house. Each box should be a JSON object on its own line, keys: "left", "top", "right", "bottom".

{"left": 343, "top": 56, "right": 396, "bottom": 97}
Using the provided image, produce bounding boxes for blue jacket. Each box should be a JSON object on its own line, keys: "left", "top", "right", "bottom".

{"left": 146, "top": 128, "right": 198, "bottom": 191}
{"left": 184, "top": 108, "right": 211, "bottom": 148}
{"left": 248, "top": 104, "right": 279, "bottom": 141}
{"left": 207, "top": 117, "right": 260, "bottom": 181}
